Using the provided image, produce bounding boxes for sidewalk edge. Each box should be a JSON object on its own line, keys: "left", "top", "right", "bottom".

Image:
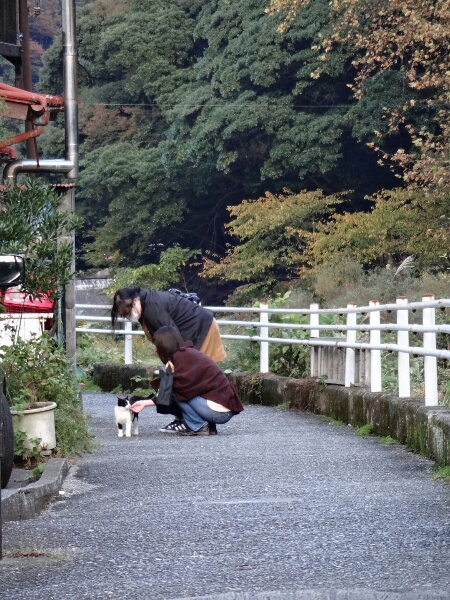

{"left": 1, "top": 458, "right": 69, "bottom": 522}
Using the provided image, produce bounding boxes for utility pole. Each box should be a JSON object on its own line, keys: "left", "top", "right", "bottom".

{"left": 59, "top": 185, "right": 77, "bottom": 372}
{"left": 61, "top": 0, "right": 78, "bottom": 372}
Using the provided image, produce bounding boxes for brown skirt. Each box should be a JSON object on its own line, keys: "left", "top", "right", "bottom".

{"left": 199, "top": 318, "right": 226, "bottom": 363}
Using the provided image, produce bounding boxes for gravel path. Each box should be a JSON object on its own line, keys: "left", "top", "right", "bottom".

{"left": 1, "top": 392, "right": 450, "bottom": 599}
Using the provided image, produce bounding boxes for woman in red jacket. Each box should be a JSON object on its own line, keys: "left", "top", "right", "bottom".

{"left": 130, "top": 326, "right": 244, "bottom": 436}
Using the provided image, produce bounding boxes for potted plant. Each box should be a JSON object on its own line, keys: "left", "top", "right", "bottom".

{"left": 1, "top": 334, "right": 61, "bottom": 459}
{"left": 0, "top": 333, "right": 91, "bottom": 464}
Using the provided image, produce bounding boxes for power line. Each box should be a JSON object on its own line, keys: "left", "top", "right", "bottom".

{"left": 81, "top": 102, "right": 352, "bottom": 108}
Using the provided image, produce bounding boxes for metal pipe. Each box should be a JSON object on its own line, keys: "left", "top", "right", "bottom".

{"left": 61, "top": 0, "right": 78, "bottom": 180}
{"left": 2, "top": 0, "right": 78, "bottom": 182}
{"left": 423, "top": 294, "right": 438, "bottom": 406}
{"left": 74, "top": 300, "right": 450, "bottom": 313}
{"left": 4, "top": 159, "right": 74, "bottom": 181}
{"left": 259, "top": 302, "right": 269, "bottom": 373}
{"left": 397, "top": 297, "right": 411, "bottom": 398}
{"left": 345, "top": 303, "right": 357, "bottom": 387}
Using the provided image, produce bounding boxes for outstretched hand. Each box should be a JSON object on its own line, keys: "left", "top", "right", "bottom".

{"left": 130, "top": 399, "right": 155, "bottom": 413}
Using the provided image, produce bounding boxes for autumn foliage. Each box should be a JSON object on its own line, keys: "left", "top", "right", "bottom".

{"left": 201, "top": 189, "right": 342, "bottom": 284}
{"left": 202, "top": 184, "right": 450, "bottom": 286}
{"left": 306, "top": 187, "right": 450, "bottom": 270}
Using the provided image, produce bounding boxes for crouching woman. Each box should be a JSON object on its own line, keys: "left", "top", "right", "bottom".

{"left": 131, "top": 325, "right": 244, "bottom": 436}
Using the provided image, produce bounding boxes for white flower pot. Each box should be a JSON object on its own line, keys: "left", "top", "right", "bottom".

{"left": 10, "top": 401, "right": 57, "bottom": 451}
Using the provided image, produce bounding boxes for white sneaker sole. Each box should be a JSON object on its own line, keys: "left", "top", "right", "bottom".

{"left": 159, "top": 428, "right": 182, "bottom": 433}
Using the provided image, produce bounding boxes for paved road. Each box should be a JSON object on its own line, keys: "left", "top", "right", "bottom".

{"left": 1, "top": 392, "right": 450, "bottom": 600}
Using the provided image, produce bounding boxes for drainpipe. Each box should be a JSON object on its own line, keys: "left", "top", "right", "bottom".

{"left": 3, "top": 159, "right": 74, "bottom": 180}
{"left": 61, "top": 0, "right": 78, "bottom": 180}
{"left": 3, "top": 0, "right": 78, "bottom": 182}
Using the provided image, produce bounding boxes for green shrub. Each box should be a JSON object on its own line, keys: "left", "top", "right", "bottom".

{"left": 355, "top": 424, "right": 374, "bottom": 436}
{"left": 0, "top": 178, "right": 80, "bottom": 301}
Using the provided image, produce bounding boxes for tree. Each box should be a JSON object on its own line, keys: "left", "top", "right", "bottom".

{"left": 201, "top": 188, "right": 341, "bottom": 289}
{"left": 269, "top": 0, "right": 450, "bottom": 187}
{"left": 40, "top": 0, "right": 392, "bottom": 269}
{"left": 77, "top": 142, "right": 187, "bottom": 267}
{"left": 167, "top": 0, "right": 354, "bottom": 185}
{"left": 0, "top": 178, "right": 79, "bottom": 299}
{"left": 306, "top": 186, "right": 450, "bottom": 271}
{"left": 107, "top": 246, "right": 201, "bottom": 292}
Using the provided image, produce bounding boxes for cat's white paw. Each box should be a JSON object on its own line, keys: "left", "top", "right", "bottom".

{"left": 118, "top": 432, "right": 123, "bottom": 437}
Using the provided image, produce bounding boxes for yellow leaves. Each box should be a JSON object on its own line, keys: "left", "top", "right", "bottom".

{"left": 202, "top": 189, "right": 342, "bottom": 283}
{"left": 307, "top": 186, "right": 450, "bottom": 271}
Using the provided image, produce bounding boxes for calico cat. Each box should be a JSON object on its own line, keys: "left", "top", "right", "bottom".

{"left": 114, "top": 396, "right": 140, "bottom": 437}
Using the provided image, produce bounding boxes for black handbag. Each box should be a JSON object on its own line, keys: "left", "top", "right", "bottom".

{"left": 154, "top": 365, "right": 181, "bottom": 417}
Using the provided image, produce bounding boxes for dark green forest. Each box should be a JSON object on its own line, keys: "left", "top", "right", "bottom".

{"left": 2, "top": 0, "right": 449, "bottom": 303}
{"left": 40, "top": 0, "right": 398, "bottom": 261}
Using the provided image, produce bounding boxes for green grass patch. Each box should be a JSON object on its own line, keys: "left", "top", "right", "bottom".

{"left": 79, "top": 377, "right": 102, "bottom": 392}
{"left": 379, "top": 436, "right": 399, "bottom": 445}
{"left": 355, "top": 424, "right": 374, "bottom": 436}
{"left": 30, "top": 463, "right": 46, "bottom": 480}
{"left": 77, "top": 331, "right": 159, "bottom": 372}
{"left": 433, "top": 466, "right": 450, "bottom": 483}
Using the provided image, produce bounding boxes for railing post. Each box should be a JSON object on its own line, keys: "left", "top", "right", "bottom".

{"left": 259, "top": 302, "right": 269, "bottom": 373}
{"left": 310, "top": 303, "right": 319, "bottom": 377}
{"left": 369, "top": 300, "right": 381, "bottom": 392}
{"left": 423, "top": 294, "right": 438, "bottom": 406}
{"left": 124, "top": 320, "right": 133, "bottom": 365}
{"left": 345, "top": 303, "right": 357, "bottom": 387}
{"left": 397, "top": 296, "right": 410, "bottom": 398}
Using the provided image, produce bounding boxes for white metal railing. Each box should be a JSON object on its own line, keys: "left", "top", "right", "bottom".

{"left": 75, "top": 295, "right": 450, "bottom": 406}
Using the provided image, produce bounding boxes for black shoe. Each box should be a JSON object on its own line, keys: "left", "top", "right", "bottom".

{"left": 208, "top": 423, "right": 217, "bottom": 435}
{"left": 178, "top": 423, "right": 211, "bottom": 436}
{"left": 159, "top": 419, "right": 187, "bottom": 433}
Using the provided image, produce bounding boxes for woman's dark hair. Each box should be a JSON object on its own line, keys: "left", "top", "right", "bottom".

{"left": 153, "top": 326, "right": 184, "bottom": 363}
{"left": 111, "top": 287, "right": 141, "bottom": 327}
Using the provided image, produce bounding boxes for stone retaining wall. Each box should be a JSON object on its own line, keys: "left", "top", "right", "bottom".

{"left": 93, "top": 363, "right": 159, "bottom": 392}
{"left": 227, "top": 373, "right": 450, "bottom": 466}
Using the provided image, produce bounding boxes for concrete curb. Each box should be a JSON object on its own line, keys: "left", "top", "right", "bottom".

{"left": 1, "top": 458, "right": 69, "bottom": 522}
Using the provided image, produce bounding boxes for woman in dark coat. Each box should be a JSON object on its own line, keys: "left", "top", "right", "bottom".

{"left": 130, "top": 326, "right": 243, "bottom": 436}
